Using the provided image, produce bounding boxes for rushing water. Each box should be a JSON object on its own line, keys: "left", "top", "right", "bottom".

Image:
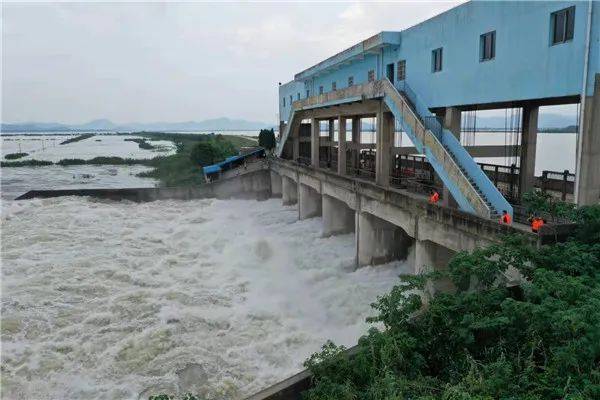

{"left": 1, "top": 197, "right": 410, "bottom": 399}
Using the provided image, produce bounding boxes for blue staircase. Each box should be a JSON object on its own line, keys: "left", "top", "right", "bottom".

{"left": 381, "top": 79, "right": 512, "bottom": 219}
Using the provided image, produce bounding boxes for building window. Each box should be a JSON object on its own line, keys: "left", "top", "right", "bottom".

{"left": 332, "top": 82, "right": 337, "bottom": 91}
{"left": 306, "top": 90, "right": 310, "bottom": 98}
{"left": 432, "top": 47, "right": 443, "bottom": 72}
{"left": 319, "top": 86, "right": 324, "bottom": 95}
{"left": 348, "top": 76, "right": 354, "bottom": 86}
{"left": 397, "top": 60, "right": 406, "bottom": 81}
{"left": 551, "top": 6, "right": 575, "bottom": 45}
{"left": 480, "top": 31, "right": 496, "bottom": 61}
{"left": 283, "top": 97, "right": 285, "bottom": 107}
{"left": 297, "top": 93, "right": 300, "bottom": 100}
{"left": 289, "top": 95, "right": 292, "bottom": 104}
{"left": 368, "top": 70, "right": 375, "bottom": 82}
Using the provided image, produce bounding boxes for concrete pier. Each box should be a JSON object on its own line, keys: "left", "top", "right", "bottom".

{"left": 299, "top": 183, "right": 322, "bottom": 219}
{"left": 357, "top": 212, "right": 413, "bottom": 266}
{"left": 270, "top": 171, "right": 282, "bottom": 198}
{"left": 414, "top": 239, "right": 456, "bottom": 295}
{"left": 281, "top": 175, "right": 297, "bottom": 205}
{"left": 322, "top": 194, "right": 354, "bottom": 236}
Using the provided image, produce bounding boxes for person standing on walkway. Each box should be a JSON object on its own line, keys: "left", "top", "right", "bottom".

{"left": 429, "top": 189, "right": 440, "bottom": 204}
{"left": 499, "top": 210, "right": 512, "bottom": 225}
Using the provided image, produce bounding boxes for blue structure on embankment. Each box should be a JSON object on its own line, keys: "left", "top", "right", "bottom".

{"left": 203, "top": 148, "right": 266, "bottom": 181}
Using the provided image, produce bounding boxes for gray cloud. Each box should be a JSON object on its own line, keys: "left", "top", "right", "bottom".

{"left": 2, "top": 1, "right": 465, "bottom": 124}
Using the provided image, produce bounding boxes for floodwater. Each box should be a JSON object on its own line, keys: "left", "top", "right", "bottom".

{"left": 1, "top": 197, "right": 410, "bottom": 399}
{"left": 1, "top": 134, "right": 176, "bottom": 162}
{"left": 0, "top": 165, "right": 158, "bottom": 200}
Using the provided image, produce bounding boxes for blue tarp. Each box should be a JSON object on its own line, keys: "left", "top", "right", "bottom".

{"left": 202, "top": 148, "right": 265, "bottom": 176}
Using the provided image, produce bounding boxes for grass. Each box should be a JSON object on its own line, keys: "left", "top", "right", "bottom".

{"left": 133, "top": 132, "right": 257, "bottom": 187}
{"left": 1, "top": 132, "right": 258, "bottom": 187}
{"left": 60, "top": 133, "right": 95, "bottom": 145}
{"left": 4, "top": 152, "right": 29, "bottom": 160}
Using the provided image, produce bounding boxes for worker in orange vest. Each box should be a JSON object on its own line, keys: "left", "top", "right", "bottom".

{"left": 499, "top": 210, "right": 512, "bottom": 225}
{"left": 429, "top": 189, "right": 440, "bottom": 204}
{"left": 531, "top": 216, "right": 544, "bottom": 233}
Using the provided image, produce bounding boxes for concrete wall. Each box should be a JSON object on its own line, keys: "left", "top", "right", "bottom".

{"left": 16, "top": 169, "right": 273, "bottom": 202}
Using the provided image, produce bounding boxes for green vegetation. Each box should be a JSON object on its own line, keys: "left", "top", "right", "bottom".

{"left": 4, "top": 152, "right": 28, "bottom": 160}
{"left": 258, "top": 128, "right": 276, "bottom": 153}
{"left": 134, "top": 132, "right": 256, "bottom": 187}
{"left": 124, "top": 137, "right": 155, "bottom": 150}
{"left": 2, "top": 132, "right": 256, "bottom": 186}
{"left": 1, "top": 159, "right": 53, "bottom": 167}
{"left": 59, "top": 133, "right": 95, "bottom": 145}
{"left": 303, "top": 204, "right": 600, "bottom": 400}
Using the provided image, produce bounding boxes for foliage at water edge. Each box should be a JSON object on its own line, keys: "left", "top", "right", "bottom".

{"left": 303, "top": 205, "right": 600, "bottom": 400}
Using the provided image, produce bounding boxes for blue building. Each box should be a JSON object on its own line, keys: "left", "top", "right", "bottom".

{"left": 277, "top": 1, "right": 599, "bottom": 212}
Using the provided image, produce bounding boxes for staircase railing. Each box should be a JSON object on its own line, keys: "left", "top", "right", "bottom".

{"left": 382, "top": 78, "right": 512, "bottom": 218}
{"left": 275, "top": 106, "right": 297, "bottom": 157}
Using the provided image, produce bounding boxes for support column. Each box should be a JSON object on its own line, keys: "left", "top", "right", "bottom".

{"left": 519, "top": 105, "right": 539, "bottom": 199}
{"left": 375, "top": 110, "right": 394, "bottom": 187}
{"left": 298, "top": 183, "right": 322, "bottom": 219}
{"left": 281, "top": 176, "right": 297, "bottom": 206}
{"left": 292, "top": 137, "right": 299, "bottom": 161}
{"left": 337, "top": 116, "right": 347, "bottom": 175}
{"left": 441, "top": 107, "right": 461, "bottom": 207}
{"left": 270, "top": 171, "right": 282, "bottom": 198}
{"left": 443, "top": 107, "right": 461, "bottom": 139}
{"left": 311, "top": 118, "right": 319, "bottom": 168}
{"left": 576, "top": 73, "right": 600, "bottom": 205}
{"left": 357, "top": 212, "right": 412, "bottom": 266}
{"left": 322, "top": 195, "right": 354, "bottom": 236}
{"left": 329, "top": 119, "right": 335, "bottom": 168}
{"left": 351, "top": 117, "right": 361, "bottom": 172}
{"left": 414, "top": 239, "right": 455, "bottom": 297}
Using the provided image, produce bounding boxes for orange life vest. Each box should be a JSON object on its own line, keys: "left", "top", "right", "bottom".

{"left": 500, "top": 213, "right": 512, "bottom": 225}
{"left": 531, "top": 218, "right": 544, "bottom": 232}
{"left": 429, "top": 191, "right": 440, "bottom": 204}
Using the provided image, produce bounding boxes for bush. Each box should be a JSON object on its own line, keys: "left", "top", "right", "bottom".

{"left": 303, "top": 205, "right": 600, "bottom": 399}
{"left": 4, "top": 152, "right": 28, "bottom": 160}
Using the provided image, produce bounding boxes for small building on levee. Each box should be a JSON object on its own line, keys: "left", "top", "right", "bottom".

{"left": 203, "top": 147, "right": 266, "bottom": 182}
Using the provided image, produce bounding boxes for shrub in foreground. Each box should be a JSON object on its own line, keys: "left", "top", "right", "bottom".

{"left": 304, "top": 206, "right": 600, "bottom": 400}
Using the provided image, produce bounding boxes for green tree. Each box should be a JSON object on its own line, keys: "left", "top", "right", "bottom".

{"left": 258, "top": 128, "right": 276, "bottom": 153}
{"left": 189, "top": 142, "right": 220, "bottom": 166}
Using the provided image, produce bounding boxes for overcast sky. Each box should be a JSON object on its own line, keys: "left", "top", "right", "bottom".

{"left": 2, "top": 1, "right": 474, "bottom": 125}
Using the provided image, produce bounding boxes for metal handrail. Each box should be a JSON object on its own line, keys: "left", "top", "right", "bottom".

{"left": 382, "top": 78, "right": 492, "bottom": 217}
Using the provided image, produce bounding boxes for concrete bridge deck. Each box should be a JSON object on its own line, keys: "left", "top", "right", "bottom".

{"left": 269, "top": 158, "right": 543, "bottom": 279}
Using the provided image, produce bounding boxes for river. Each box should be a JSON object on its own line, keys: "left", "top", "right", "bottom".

{"left": 1, "top": 197, "right": 410, "bottom": 399}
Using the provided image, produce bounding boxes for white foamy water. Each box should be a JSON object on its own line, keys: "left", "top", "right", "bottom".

{"left": 1, "top": 197, "right": 409, "bottom": 399}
